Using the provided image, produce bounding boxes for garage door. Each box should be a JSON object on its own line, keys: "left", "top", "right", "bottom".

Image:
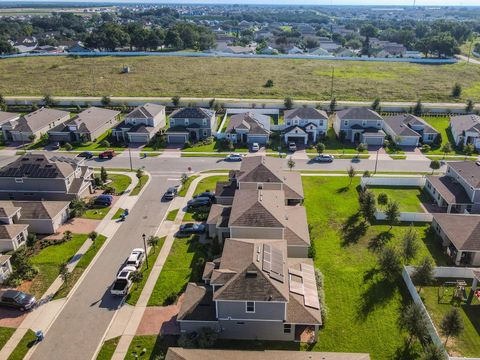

{"left": 398, "top": 137, "right": 419, "bottom": 147}
{"left": 364, "top": 137, "right": 384, "bottom": 146}
{"left": 248, "top": 135, "right": 268, "bottom": 144}
{"left": 168, "top": 135, "right": 187, "bottom": 144}
{"left": 286, "top": 136, "right": 307, "bottom": 144}
{"left": 129, "top": 134, "right": 150, "bottom": 143}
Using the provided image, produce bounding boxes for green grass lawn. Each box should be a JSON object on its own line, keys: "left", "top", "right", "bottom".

{"left": 166, "top": 209, "right": 179, "bottom": 221}
{"left": 7, "top": 329, "right": 36, "bottom": 360}
{"left": 306, "top": 128, "right": 360, "bottom": 154}
{"left": 28, "top": 234, "right": 89, "bottom": 298}
{"left": 368, "top": 186, "right": 428, "bottom": 212}
{"left": 107, "top": 174, "right": 132, "bottom": 194}
{"left": 194, "top": 175, "right": 228, "bottom": 196}
{"left": 126, "top": 237, "right": 165, "bottom": 306}
{"left": 82, "top": 205, "right": 111, "bottom": 220}
{"left": 178, "top": 176, "right": 199, "bottom": 197}
{"left": 0, "top": 327, "right": 15, "bottom": 352}
{"left": 130, "top": 174, "right": 148, "bottom": 196}
{"left": 65, "top": 130, "right": 125, "bottom": 152}
{"left": 53, "top": 235, "right": 107, "bottom": 299}
{"left": 183, "top": 140, "right": 249, "bottom": 153}
{"left": 421, "top": 285, "right": 480, "bottom": 357}
{"left": 147, "top": 236, "right": 209, "bottom": 306}
{"left": 125, "top": 335, "right": 176, "bottom": 360}
{"left": 421, "top": 116, "right": 464, "bottom": 155}
{"left": 300, "top": 176, "right": 448, "bottom": 359}
{"left": 111, "top": 208, "right": 125, "bottom": 220}
{"left": 95, "top": 336, "right": 120, "bottom": 360}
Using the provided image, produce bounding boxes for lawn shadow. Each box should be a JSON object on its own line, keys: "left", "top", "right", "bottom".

{"left": 357, "top": 276, "right": 397, "bottom": 321}
{"left": 368, "top": 231, "right": 394, "bottom": 253}
{"left": 341, "top": 212, "right": 368, "bottom": 246}
{"left": 336, "top": 186, "right": 349, "bottom": 194}
{"left": 461, "top": 303, "right": 480, "bottom": 337}
{"left": 392, "top": 338, "right": 422, "bottom": 360}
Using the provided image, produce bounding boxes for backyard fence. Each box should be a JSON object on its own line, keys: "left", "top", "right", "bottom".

{"left": 224, "top": 108, "right": 280, "bottom": 116}
{"left": 375, "top": 211, "right": 433, "bottom": 222}
{"left": 361, "top": 176, "right": 426, "bottom": 189}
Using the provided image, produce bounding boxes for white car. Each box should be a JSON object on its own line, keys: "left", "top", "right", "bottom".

{"left": 126, "top": 248, "right": 145, "bottom": 268}
{"left": 288, "top": 142, "right": 297, "bottom": 152}
{"left": 251, "top": 143, "right": 260, "bottom": 152}
{"left": 225, "top": 153, "right": 243, "bottom": 161}
{"left": 110, "top": 266, "right": 136, "bottom": 296}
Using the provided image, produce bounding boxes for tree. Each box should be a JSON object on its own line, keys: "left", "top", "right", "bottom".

{"left": 70, "top": 198, "right": 87, "bottom": 217}
{"left": 356, "top": 143, "right": 367, "bottom": 155}
{"left": 338, "top": 130, "right": 346, "bottom": 143}
{"left": 100, "top": 166, "right": 108, "bottom": 183}
{"left": 101, "top": 95, "right": 111, "bottom": 107}
{"left": 347, "top": 166, "right": 356, "bottom": 186}
{"left": 208, "top": 98, "right": 216, "bottom": 109}
{"left": 385, "top": 201, "right": 400, "bottom": 230}
{"left": 463, "top": 143, "right": 475, "bottom": 156}
{"left": 131, "top": 271, "right": 144, "bottom": 290}
{"left": 316, "top": 142, "right": 325, "bottom": 154}
{"left": 64, "top": 142, "right": 72, "bottom": 151}
{"left": 147, "top": 236, "right": 160, "bottom": 253}
{"left": 171, "top": 96, "right": 181, "bottom": 107}
{"left": 422, "top": 343, "right": 447, "bottom": 360}
{"left": 329, "top": 97, "right": 337, "bottom": 112}
{"left": 398, "top": 302, "right": 429, "bottom": 349}
{"left": 441, "top": 142, "right": 452, "bottom": 157}
{"left": 451, "top": 83, "right": 462, "bottom": 98}
{"left": 422, "top": 144, "right": 431, "bottom": 153}
{"left": 377, "top": 192, "right": 388, "bottom": 206}
{"left": 413, "top": 100, "right": 423, "bottom": 116}
{"left": 287, "top": 157, "right": 295, "bottom": 171}
{"left": 136, "top": 168, "right": 144, "bottom": 182}
{"left": 371, "top": 98, "right": 381, "bottom": 111}
{"left": 430, "top": 160, "right": 441, "bottom": 174}
{"left": 89, "top": 231, "right": 98, "bottom": 248}
{"left": 402, "top": 227, "right": 419, "bottom": 261}
{"left": 181, "top": 173, "right": 189, "bottom": 186}
{"left": 28, "top": 134, "right": 36, "bottom": 142}
{"left": 63, "top": 230, "right": 73, "bottom": 242}
{"left": 465, "top": 99, "right": 475, "bottom": 114}
{"left": 10, "top": 248, "right": 37, "bottom": 281}
{"left": 284, "top": 97, "right": 293, "bottom": 110}
{"left": 359, "top": 190, "right": 376, "bottom": 223}
{"left": 43, "top": 94, "right": 55, "bottom": 107}
{"left": 26, "top": 233, "right": 37, "bottom": 248}
{"left": 0, "top": 93, "right": 6, "bottom": 111}
{"left": 411, "top": 257, "right": 435, "bottom": 293}
{"left": 264, "top": 79, "right": 274, "bottom": 88}
{"left": 59, "top": 262, "right": 70, "bottom": 286}
{"left": 440, "top": 307, "right": 464, "bottom": 346}
{"left": 378, "top": 246, "right": 402, "bottom": 279}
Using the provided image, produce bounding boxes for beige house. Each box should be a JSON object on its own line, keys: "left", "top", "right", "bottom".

{"left": 0, "top": 223, "right": 28, "bottom": 252}
{"left": 0, "top": 255, "right": 12, "bottom": 284}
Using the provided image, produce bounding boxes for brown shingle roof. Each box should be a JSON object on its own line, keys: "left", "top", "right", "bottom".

{"left": 284, "top": 206, "right": 310, "bottom": 247}
{"left": 284, "top": 107, "right": 328, "bottom": 121}
{"left": 177, "top": 283, "right": 216, "bottom": 321}
{"left": 0, "top": 202, "right": 21, "bottom": 218}
{"left": 11, "top": 201, "right": 69, "bottom": 219}
{"left": 214, "top": 181, "right": 236, "bottom": 198}
{"left": 126, "top": 103, "right": 165, "bottom": 119}
{"left": 434, "top": 214, "right": 480, "bottom": 251}
{"left": 0, "top": 224, "right": 27, "bottom": 240}
{"left": 0, "top": 111, "right": 20, "bottom": 125}
{"left": 227, "top": 112, "right": 271, "bottom": 135}
{"left": 426, "top": 175, "right": 472, "bottom": 204}
{"left": 13, "top": 108, "right": 69, "bottom": 133}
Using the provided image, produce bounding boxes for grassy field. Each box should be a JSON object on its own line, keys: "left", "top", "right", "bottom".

{"left": 95, "top": 336, "right": 120, "bottom": 360}
{"left": 147, "top": 236, "right": 208, "bottom": 306}
{"left": 421, "top": 285, "right": 479, "bottom": 357}
{"left": 301, "top": 176, "right": 448, "bottom": 359}
{"left": 1, "top": 56, "right": 480, "bottom": 101}
{"left": 7, "top": 329, "right": 36, "bottom": 360}
{"left": 368, "top": 186, "right": 428, "bottom": 212}
{"left": 0, "top": 327, "right": 15, "bottom": 352}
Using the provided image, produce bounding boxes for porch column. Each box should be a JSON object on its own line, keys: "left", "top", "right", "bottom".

{"left": 304, "top": 135, "right": 308, "bottom": 145}
{"left": 455, "top": 251, "right": 462, "bottom": 265}
{"left": 447, "top": 203, "right": 452, "bottom": 213}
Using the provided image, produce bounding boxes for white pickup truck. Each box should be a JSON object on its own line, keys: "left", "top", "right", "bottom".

{"left": 110, "top": 266, "right": 136, "bottom": 296}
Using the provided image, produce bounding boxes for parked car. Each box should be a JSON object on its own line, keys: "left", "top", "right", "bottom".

{"left": 187, "top": 197, "right": 212, "bottom": 210}
{"left": 77, "top": 151, "right": 94, "bottom": 159}
{"left": 225, "top": 153, "right": 243, "bottom": 161}
{"left": 251, "top": 143, "right": 260, "bottom": 152}
{"left": 110, "top": 266, "right": 136, "bottom": 296}
{"left": 99, "top": 150, "right": 116, "bottom": 159}
{"left": 93, "top": 194, "right": 113, "bottom": 207}
{"left": 125, "top": 248, "right": 145, "bottom": 268}
{"left": 0, "top": 290, "right": 36, "bottom": 311}
{"left": 194, "top": 191, "right": 215, "bottom": 201}
{"left": 163, "top": 187, "right": 178, "bottom": 201}
{"left": 288, "top": 142, "right": 297, "bottom": 152}
{"left": 52, "top": 142, "right": 61, "bottom": 150}
{"left": 313, "top": 154, "right": 334, "bottom": 163}
{"left": 179, "top": 223, "right": 206, "bottom": 236}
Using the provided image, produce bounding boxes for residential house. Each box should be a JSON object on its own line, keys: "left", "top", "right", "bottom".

{"left": 0, "top": 255, "right": 12, "bottom": 284}
{"left": 425, "top": 161, "right": 480, "bottom": 214}
{"left": 48, "top": 107, "right": 121, "bottom": 143}
{"left": 383, "top": 114, "right": 439, "bottom": 147}
{"left": 450, "top": 114, "right": 480, "bottom": 150}
{"left": 2, "top": 108, "right": 70, "bottom": 143}
{"left": 167, "top": 108, "right": 217, "bottom": 144}
{"left": 225, "top": 112, "right": 271, "bottom": 145}
{"left": 0, "top": 223, "right": 28, "bottom": 252}
{"left": 112, "top": 103, "right": 165, "bottom": 144}
{"left": 283, "top": 108, "right": 328, "bottom": 145}
{"left": 0, "top": 111, "right": 20, "bottom": 128}
{"left": 165, "top": 348, "right": 371, "bottom": 360}
{"left": 334, "top": 107, "right": 385, "bottom": 146}
{"left": 0, "top": 200, "right": 70, "bottom": 234}
{"left": 9, "top": 36, "right": 38, "bottom": 53}
{"left": 432, "top": 214, "right": 480, "bottom": 266}
{"left": 0, "top": 154, "right": 94, "bottom": 201}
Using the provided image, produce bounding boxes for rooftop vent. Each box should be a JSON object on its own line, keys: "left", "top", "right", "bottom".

{"left": 246, "top": 270, "right": 258, "bottom": 278}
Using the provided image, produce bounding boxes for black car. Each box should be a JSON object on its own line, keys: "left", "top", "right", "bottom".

{"left": 179, "top": 223, "right": 206, "bottom": 235}
{"left": 163, "top": 187, "right": 178, "bottom": 201}
{"left": 187, "top": 197, "right": 212, "bottom": 209}
{"left": 0, "top": 290, "right": 36, "bottom": 311}
{"left": 77, "top": 151, "right": 94, "bottom": 159}
{"left": 193, "top": 191, "right": 215, "bottom": 201}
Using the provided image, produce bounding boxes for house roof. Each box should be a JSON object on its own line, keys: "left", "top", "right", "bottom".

{"left": 226, "top": 112, "right": 271, "bottom": 135}
{"left": 283, "top": 125, "right": 308, "bottom": 135}
{"left": 0, "top": 111, "right": 20, "bottom": 125}
{"left": 336, "top": 107, "right": 383, "bottom": 121}
{"left": 0, "top": 202, "right": 21, "bottom": 218}
{"left": 0, "top": 224, "right": 28, "bottom": 240}
{"left": 426, "top": 175, "right": 472, "bottom": 205}
{"left": 177, "top": 283, "right": 217, "bottom": 321}
{"left": 433, "top": 214, "right": 480, "bottom": 251}
{"left": 284, "top": 108, "right": 328, "bottom": 121}
{"left": 0, "top": 154, "right": 76, "bottom": 179}
{"left": 166, "top": 348, "right": 371, "bottom": 360}
{"left": 450, "top": 114, "right": 480, "bottom": 136}
{"left": 126, "top": 103, "right": 165, "bottom": 120}
{"left": 166, "top": 126, "right": 189, "bottom": 134}
{"left": 13, "top": 108, "right": 69, "bottom": 133}
{"left": 0, "top": 255, "right": 11, "bottom": 265}
{"left": 284, "top": 206, "right": 310, "bottom": 247}
{"left": 449, "top": 161, "right": 480, "bottom": 188}
{"left": 53, "top": 107, "right": 120, "bottom": 134}
{"left": 5, "top": 201, "right": 70, "bottom": 219}
{"left": 214, "top": 180, "right": 237, "bottom": 198}
{"left": 402, "top": 114, "right": 439, "bottom": 134}
{"left": 170, "top": 107, "right": 214, "bottom": 120}
{"left": 383, "top": 115, "right": 422, "bottom": 137}
{"left": 206, "top": 204, "right": 231, "bottom": 228}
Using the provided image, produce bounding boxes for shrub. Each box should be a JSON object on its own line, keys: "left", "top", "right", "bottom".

{"left": 184, "top": 140, "right": 192, "bottom": 148}
{"left": 421, "top": 144, "right": 431, "bottom": 153}
{"left": 196, "top": 327, "right": 218, "bottom": 348}
{"left": 451, "top": 83, "right": 462, "bottom": 98}
{"left": 264, "top": 79, "right": 274, "bottom": 88}
{"left": 100, "top": 139, "right": 110, "bottom": 148}
{"left": 64, "top": 142, "right": 73, "bottom": 151}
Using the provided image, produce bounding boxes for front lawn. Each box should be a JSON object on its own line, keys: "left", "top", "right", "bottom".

{"left": 96, "top": 336, "right": 120, "bottom": 360}
{"left": 82, "top": 206, "right": 111, "bottom": 220}
{"left": 65, "top": 130, "right": 125, "bottom": 152}
{"left": 301, "top": 176, "right": 448, "bottom": 359}
{"left": 166, "top": 209, "right": 179, "bottom": 221}
{"left": 0, "top": 327, "right": 15, "bottom": 352}
{"left": 368, "top": 186, "right": 428, "bottom": 212}
{"left": 306, "top": 128, "right": 359, "bottom": 154}
{"left": 28, "top": 234, "right": 89, "bottom": 298}
{"left": 107, "top": 174, "right": 132, "bottom": 194}
{"left": 178, "top": 176, "right": 199, "bottom": 197}
{"left": 147, "top": 236, "right": 208, "bottom": 306}
{"left": 125, "top": 335, "right": 176, "bottom": 360}
{"left": 194, "top": 175, "right": 228, "bottom": 196}
{"left": 130, "top": 174, "right": 148, "bottom": 196}
{"left": 7, "top": 329, "right": 36, "bottom": 360}
{"left": 421, "top": 284, "right": 480, "bottom": 357}
{"left": 111, "top": 208, "right": 125, "bottom": 220}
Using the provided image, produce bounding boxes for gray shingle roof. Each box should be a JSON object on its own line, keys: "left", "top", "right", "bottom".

{"left": 13, "top": 108, "right": 69, "bottom": 133}
{"left": 10, "top": 201, "right": 69, "bottom": 219}
{"left": 433, "top": 214, "right": 480, "bottom": 251}
{"left": 449, "top": 161, "right": 480, "bottom": 188}
{"left": 284, "top": 107, "right": 328, "bottom": 121}
{"left": 53, "top": 107, "right": 120, "bottom": 134}
{"left": 170, "top": 107, "right": 214, "bottom": 119}
{"left": 177, "top": 283, "right": 216, "bottom": 321}
{"left": 450, "top": 114, "right": 480, "bottom": 136}
{"left": 0, "top": 111, "right": 20, "bottom": 125}
{"left": 426, "top": 175, "right": 472, "bottom": 204}
{"left": 126, "top": 103, "right": 165, "bottom": 119}
{"left": 336, "top": 107, "right": 383, "bottom": 121}
{"left": 226, "top": 112, "right": 270, "bottom": 135}
{"left": 383, "top": 115, "right": 422, "bottom": 137}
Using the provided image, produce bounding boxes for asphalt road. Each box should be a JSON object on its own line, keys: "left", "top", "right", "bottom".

{"left": 29, "top": 175, "right": 178, "bottom": 360}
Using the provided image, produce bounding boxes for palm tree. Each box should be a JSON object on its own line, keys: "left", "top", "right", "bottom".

{"left": 147, "top": 236, "right": 159, "bottom": 253}
{"left": 347, "top": 166, "right": 356, "bottom": 186}
{"left": 89, "top": 231, "right": 98, "bottom": 248}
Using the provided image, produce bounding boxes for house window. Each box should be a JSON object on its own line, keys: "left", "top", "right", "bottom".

{"left": 170, "top": 119, "right": 175, "bottom": 126}
{"left": 257, "top": 183, "right": 263, "bottom": 190}
{"left": 16, "top": 233, "right": 25, "bottom": 244}
{"left": 344, "top": 120, "right": 348, "bottom": 126}
{"left": 428, "top": 134, "right": 434, "bottom": 140}
{"left": 203, "top": 119, "right": 207, "bottom": 126}
{"left": 236, "top": 322, "right": 245, "bottom": 325}
{"left": 203, "top": 130, "right": 208, "bottom": 137}
{"left": 283, "top": 324, "right": 292, "bottom": 334}
{"left": 185, "top": 119, "right": 189, "bottom": 126}
{"left": 433, "top": 188, "right": 436, "bottom": 195}
{"left": 377, "top": 121, "right": 381, "bottom": 127}
{"left": 294, "top": 119, "right": 299, "bottom": 125}
{"left": 362, "top": 120, "right": 366, "bottom": 127}
{"left": 287, "top": 121, "right": 291, "bottom": 126}
{"left": 319, "top": 120, "right": 323, "bottom": 126}
{"left": 246, "top": 301, "right": 255, "bottom": 313}
{"left": 427, "top": 182, "right": 431, "bottom": 189}
{"left": 14, "top": 178, "right": 23, "bottom": 183}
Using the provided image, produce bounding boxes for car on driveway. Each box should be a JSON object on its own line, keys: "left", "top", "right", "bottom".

{"left": 77, "top": 151, "right": 94, "bottom": 159}
{"left": 225, "top": 153, "right": 243, "bottom": 161}
{"left": 194, "top": 191, "right": 215, "bottom": 201}
{"left": 0, "top": 290, "right": 36, "bottom": 311}
{"left": 125, "top": 248, "right": 145, "bottom": 268}
{"left": 163, "top": 187, "right": 178, "bottom": 201}
{"left": 288, "top": 142, "right": 297, "bottom": 152}
{"left": 178, "top": 223, "right": 206, "bottom": 236}
{"left": 93, "top": 194, "right": 113, "bottom": 207}
{"left": 187, "top": 197, "right": 212, "bottom": 210}
{"left": 99, "top": 150, "right": 116, "bottom": 159}
{"left": 313, "top": 154, "right": 334, "bottom": 163}
{"left": 251, "top": 143, "right": 260, "bottom": 152}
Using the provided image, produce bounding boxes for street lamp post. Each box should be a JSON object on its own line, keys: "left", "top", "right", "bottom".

{"left": 142, "top": 233, "right": 149, "bottom": 269}
{"left": 128, "top": 147, "right": 133, "bottom": 171}
{"left": 374, "top": 148, "right": 380, "bottom": 174}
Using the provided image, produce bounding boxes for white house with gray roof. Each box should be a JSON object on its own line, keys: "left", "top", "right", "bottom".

{"left": 0, "top": 111, "right": 20, "bottom": 129}
{"left": 225, "top": 112, "right": 271, "bottom": 145}
{"left": 383, "top": 114, "right": 439, "bottom": 147}
{"left": 167, "top": 107, "right": 216, "bottom": 144}
{"left": 450, "top": 114, "right": 480, "bottom": 150}
{"left": 283, "top": 108, "right": 328, "bottom": 145}
{"left": 334, "top": 107, "right": 385, "bottom": 146}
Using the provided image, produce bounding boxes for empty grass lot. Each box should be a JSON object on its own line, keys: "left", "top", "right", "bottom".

{"left": 368, "top": 186, "right": 428, "bottom": 212}
{"left": 147, "top": 236, "right": 208, "bottom": 306}
{"left": 301, "top": 176, "right": 448, "bottom": 359}
{"left": 28, "top": 233, "right": 89, "bottom": 298}
{"left": 421, "top": 285, "right": 480, "bottom": 357}
{"left": 2, "top": 56, "right": 480, "bottom": 102}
